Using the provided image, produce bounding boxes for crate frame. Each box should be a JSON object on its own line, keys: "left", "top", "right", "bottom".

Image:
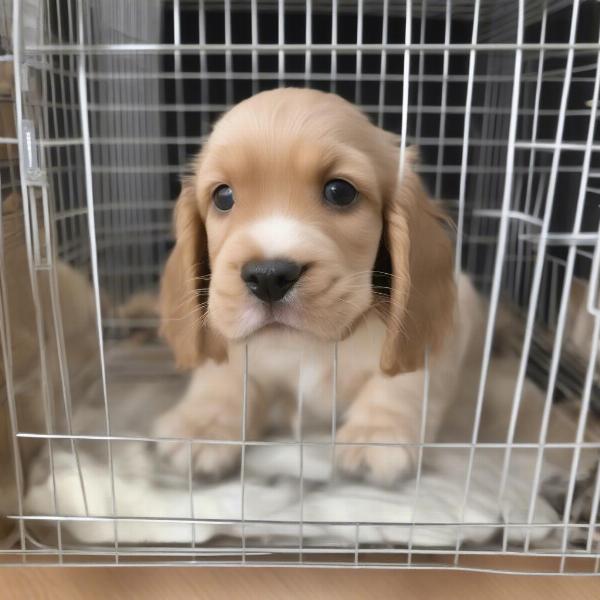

{"left": 1, "top": 0, "right": 600, "bottom": 574}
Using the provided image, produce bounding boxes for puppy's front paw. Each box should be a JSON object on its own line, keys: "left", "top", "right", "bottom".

{"left": 153, "top": 408, "right": 241, "bottom": 479}
{"left": 335, "top": 423, "right": 417, "bottom": 487}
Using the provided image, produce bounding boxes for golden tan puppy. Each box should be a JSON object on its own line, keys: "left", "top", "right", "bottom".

{"left": 154, "top": 88, "right": 484, "bottom": 486}
{"left": 0, "top": 193, "right": 103, "bottom": 533}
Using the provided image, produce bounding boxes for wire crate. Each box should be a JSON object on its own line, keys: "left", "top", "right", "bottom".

{"left": 1, "top": 0, "right": 600, "bottom": 574}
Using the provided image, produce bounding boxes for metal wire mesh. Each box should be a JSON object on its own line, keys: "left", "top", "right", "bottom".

{"left": 1, "top": 0, "right": 599, "bottom": 573}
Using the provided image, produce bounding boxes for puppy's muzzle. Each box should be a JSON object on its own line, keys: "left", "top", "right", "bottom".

{"left": 241, "top": 259, "right": 304, "bottom": 303}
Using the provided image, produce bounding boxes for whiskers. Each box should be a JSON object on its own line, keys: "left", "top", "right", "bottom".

{"left": 165, "top": 270, "right": 213, "bottom": 315}
{"left": 331, "top": 270, "right": 409, "bottom": 336}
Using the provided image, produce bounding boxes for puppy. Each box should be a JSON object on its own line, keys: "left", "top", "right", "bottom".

{"left": 154, "top": 87, "right": 485, "bottom": 486}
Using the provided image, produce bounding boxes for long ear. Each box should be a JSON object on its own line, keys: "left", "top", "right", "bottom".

{"left": 159, "top": 182, "right": 226, "bottom": 369}
{"left": 380, "top": 149, "right": 456, "bottom": 375}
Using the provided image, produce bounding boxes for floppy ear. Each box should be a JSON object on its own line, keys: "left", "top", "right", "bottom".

{"left": 159, "top": 182, "right": 227, "bottom": 369}
{"left": 380, "top": 149, "right": 456, "bottom": 375}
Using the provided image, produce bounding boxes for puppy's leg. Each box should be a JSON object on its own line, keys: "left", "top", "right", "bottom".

{"left": 153, "top": 362, "right": 265, "bottom": 478}
{"left": 335, "top": 369, "right": 451, "bottom": 486}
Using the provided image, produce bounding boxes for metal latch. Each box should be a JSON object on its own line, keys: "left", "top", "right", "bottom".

{"left": 20, "top": 119, "right": 45, "bottom": 184}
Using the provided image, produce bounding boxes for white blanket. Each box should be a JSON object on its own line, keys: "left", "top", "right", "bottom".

{"left": 22, "top": 344, "right": 573, "bottom": 552}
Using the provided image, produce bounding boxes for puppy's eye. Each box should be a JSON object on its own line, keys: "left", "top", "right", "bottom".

{"left": 323, "top": 179, "right": 358, "bottom": 208}
{"left": 213, "top": 185, "right": 235, "bottom": 212}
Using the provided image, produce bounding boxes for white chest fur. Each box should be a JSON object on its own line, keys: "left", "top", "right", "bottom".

{"left": 235, "top": 314, "right": 385, "bottom": 429}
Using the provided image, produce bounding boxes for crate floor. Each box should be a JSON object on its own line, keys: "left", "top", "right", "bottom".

{"left": 17, "top": 342, "right": 590, "bottom": 554}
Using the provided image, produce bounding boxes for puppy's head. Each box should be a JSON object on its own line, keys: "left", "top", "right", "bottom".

{"left": 160, "top": 88, "right": 455, "bottom": 375}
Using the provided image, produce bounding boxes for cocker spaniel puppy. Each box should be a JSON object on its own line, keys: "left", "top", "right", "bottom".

{"left": 154, "top": 87, "right": 484, "bottom": 486}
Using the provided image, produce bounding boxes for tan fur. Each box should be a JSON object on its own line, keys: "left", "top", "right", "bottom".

{"left": 159, "top": 183, "right": 226, "bottom": 368}
{"left": 565, "top": 277, "right": 599, "bottom": 366}
{"left": 156, "top": 88, "right": 464, "bottom": 485}
{"left": 0, "top": 193, "right": 104, "bottom": 527}
{"left": 380, "top": 148, "right": 456, "bottom": 374}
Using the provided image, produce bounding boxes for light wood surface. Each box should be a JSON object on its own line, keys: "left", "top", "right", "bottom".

{"left": 1, "top": 562, "right": 600, "bottom": 600}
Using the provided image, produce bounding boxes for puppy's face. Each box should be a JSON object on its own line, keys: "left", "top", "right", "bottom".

{"left": 199, "top": 90, "right": 394, "bottom": 342}
{"left": 161, "top": 88, "right": 455, "bottom": 375}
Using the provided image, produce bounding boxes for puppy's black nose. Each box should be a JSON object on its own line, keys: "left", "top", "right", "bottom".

{"left": 241, "top": 259, "right": 303, "bottom": 303}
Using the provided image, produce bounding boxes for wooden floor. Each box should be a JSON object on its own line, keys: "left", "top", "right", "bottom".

{"left": 1, "top": 563, "right": 600, "bottom": 600}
